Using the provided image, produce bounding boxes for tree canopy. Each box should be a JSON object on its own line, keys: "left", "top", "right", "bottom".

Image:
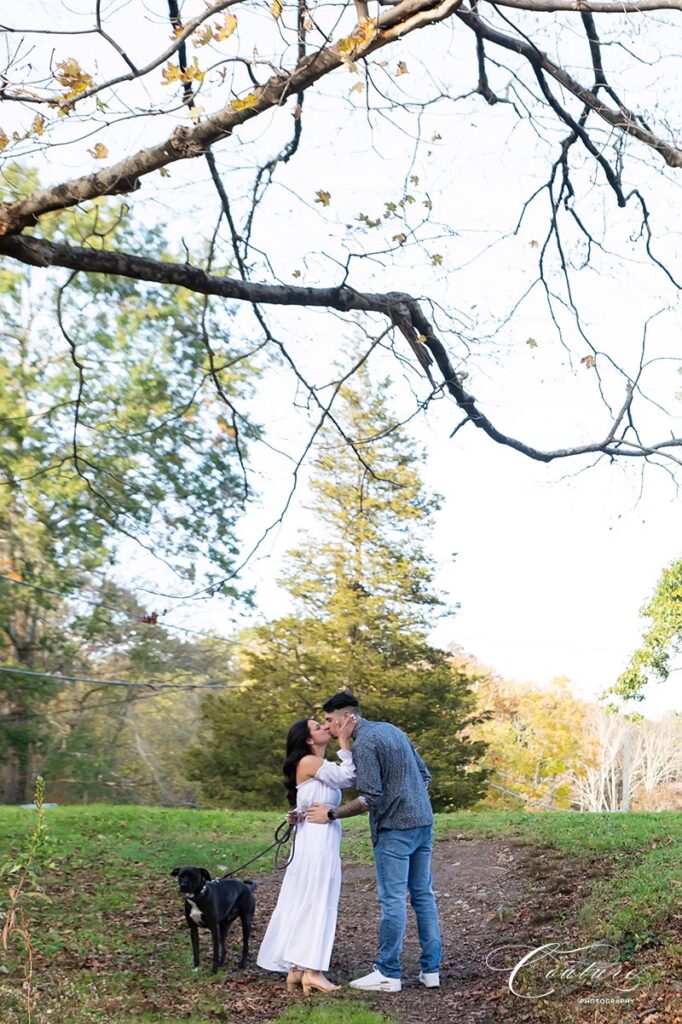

{"left": 611, "top": 558, "right": 682, "bottom": 702}
{"left": 0, "top": 0, "right": 679, "bottom": 560}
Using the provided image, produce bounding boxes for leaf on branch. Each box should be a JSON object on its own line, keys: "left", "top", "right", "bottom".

{"left": 0, "top": 130, "right": 8, "bottom": 153}
{"left": 88, "top": 142, "right": 109, "bottom": 159}
{"left": 194, "top": 24, "right": 214, "bottom": 45}
{"left": 581, "top": 354, "right": 596, "bottom": 369}
{"left": 526, "top": 337, "right": 538, "bottom": 349}
{"left": 270, "top": 0, "right": 283, "bottom": 19}
{"left": 410, "top": 174, "right": 419, "bottom": 185}
{"left": 55, "top": 58, "right": 94, "bottom": 100}
{"left": 229, "top": 92, "right": 259, "bottom": 111}
{"left": 162, "top": 62, "right": 183, "bottom": 84}
{"left": 337, "top": 19, "right": 377, "bottom": 64}
{"left": 431, "top": 254, "right": 443, "bottom": 266}
{"left": 0, "top": 558, "right": 22, "bottom": 581}
{"left": 349, "top": 81, "right": 365, "bottom": 95}
{"left": 395, "top": 61, "right": 409, "bottom": 76}
{"left": 530, "top": 239, "right": 540, "bottom": 249}
{"left": 292, "top": 269, "right": 301, "bottom": 278}
{"left": 162, "top": 58, "right": 204, "bottom": 85}
{"left": 392, "top": 232, "right": 407, "bottom": 245}
{"left": 31, "top": 114, "right": 46, "bottom": 137}
{"left": 215, "top": 13, "right": 238, "bottom": 40}
{"left": 431, "top": 132, "right": 442, "bottom": 142}
{"left": 354, "top": 18, "right": 377, "bottom": 47}
{"left": 217, "top": 416, "right": 237, "bottom": 437}
{"left": 315, "top": 190, "right": 331, "bottom": 207}
{"left": 414, "top": 334, "right": 427, "bottom": 344}
{"left": 159, "top": 167, "right": 170, "bottom": 177}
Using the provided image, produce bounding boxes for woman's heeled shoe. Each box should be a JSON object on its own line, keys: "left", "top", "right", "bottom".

{"left": 286, "top": 969, "right": 304, "bottom": 992}
{"left": 301, "top": 972, "right": 340, "bottom": 995}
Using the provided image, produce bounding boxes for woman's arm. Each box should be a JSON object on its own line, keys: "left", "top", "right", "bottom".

{"left": 295, "top": 754, "right": 324, "bottom": 785}
{"left": 337, "top": 713, "right": 356, "bottom": 751}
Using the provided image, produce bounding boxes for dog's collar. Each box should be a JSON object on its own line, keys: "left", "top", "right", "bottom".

{"left": 193, "top": 881, "right": 214, "bottom": 899}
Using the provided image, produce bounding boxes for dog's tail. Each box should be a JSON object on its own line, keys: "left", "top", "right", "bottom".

{"left": 244, "top": 879, "right": 258, "bottom": 892}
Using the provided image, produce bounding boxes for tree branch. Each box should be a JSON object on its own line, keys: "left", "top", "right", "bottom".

{"left": 2, "top": 233, "right": 679, "bottom": 466}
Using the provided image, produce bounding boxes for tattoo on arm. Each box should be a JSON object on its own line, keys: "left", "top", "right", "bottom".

{"left": 333, "top": 796, "right": 369, "bottom": 819}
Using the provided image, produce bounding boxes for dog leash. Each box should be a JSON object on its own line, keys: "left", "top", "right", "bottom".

{"left": 220, "top": 820, "right": 296, "bottom": 878}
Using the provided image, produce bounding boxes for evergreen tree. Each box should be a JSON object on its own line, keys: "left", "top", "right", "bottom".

{"left": 187, "top": 372, "right": 489, "bottom": 810}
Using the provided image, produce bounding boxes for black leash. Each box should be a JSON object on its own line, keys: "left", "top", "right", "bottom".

{"left": 220, "top": 820, "right": 296, "bottom": 878}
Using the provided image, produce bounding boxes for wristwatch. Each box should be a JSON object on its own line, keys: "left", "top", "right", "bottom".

{"left": 327, "top": 808, "right": 336, "bottom": 821}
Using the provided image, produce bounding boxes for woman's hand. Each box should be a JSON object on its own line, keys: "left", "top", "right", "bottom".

{"left": 286, "top": 809, "right": 305, "bottom": 825}
{"left": 337, "top": 713, "right": 356, "bottom": 749}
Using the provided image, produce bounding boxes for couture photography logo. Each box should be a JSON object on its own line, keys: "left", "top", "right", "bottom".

{"left": 485, "top": 941, "right": 652, "bottom": 1003}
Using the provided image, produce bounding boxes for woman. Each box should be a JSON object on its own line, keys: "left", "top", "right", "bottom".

{"left": 256, "top": 714, "right": 356, "bottom": 994}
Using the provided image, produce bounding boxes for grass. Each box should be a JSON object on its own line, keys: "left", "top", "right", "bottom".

{"left": 275, "top": 999, "right": 393, "bottom": 1024}
{"left": 434, "top": 810, "right": 682, "bottom": 946}
{"left": 0, "top": 805, "right": 680, "bottom": 1024}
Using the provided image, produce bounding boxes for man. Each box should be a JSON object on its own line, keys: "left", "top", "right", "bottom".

{"left": 306, "top": 691, "right": 442, "bottom": 993}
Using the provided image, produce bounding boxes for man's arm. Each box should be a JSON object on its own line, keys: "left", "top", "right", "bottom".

{"left": 306, "top": 737, "right": 384, "bottom": 824}
{"left": 306, "top": 796, "right": 368, "bottom": 824}
{"left": 411, "top": 741, "right": 431, "bottom": 787}
{"left": 353, "top": 738, "right": 383, "bottom": 809}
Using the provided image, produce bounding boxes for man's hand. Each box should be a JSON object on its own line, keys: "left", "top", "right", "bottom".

{"left": 306, "top": 802, "right": 332, "bottom": 824}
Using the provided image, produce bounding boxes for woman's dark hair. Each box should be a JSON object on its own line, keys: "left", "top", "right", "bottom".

{"left": 282, "top": 717, "right": 313, "bottom": 807}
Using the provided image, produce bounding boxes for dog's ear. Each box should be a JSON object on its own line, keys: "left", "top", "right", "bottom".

{"left": 170, "top": 867, "right": 181, "bottom": 877}
{"left": 200, "top": 868, "right": 212, "bottom": 881}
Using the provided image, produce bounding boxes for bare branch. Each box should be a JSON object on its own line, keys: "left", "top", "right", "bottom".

{"left": 2, "top": 232, "right": 679, "bottom": 467}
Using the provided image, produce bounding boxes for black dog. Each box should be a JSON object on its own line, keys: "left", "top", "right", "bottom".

{"left": 171, "top": 866, "right": 257, "bottom": 974}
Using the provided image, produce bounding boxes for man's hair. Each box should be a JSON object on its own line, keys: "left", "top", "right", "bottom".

{"left": 322, "top": 691, "right": 360, "bottom": 713}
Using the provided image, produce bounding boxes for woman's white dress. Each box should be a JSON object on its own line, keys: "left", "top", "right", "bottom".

{"left": 257, "top": 750, "right": 356, "bottom": 973}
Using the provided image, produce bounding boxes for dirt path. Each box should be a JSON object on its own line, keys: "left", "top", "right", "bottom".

{"left": 171, "top": 832, "right": 680, "bottom": 1024}
{"left": 229, "top": 833, "right": 543, "bottom": 1023}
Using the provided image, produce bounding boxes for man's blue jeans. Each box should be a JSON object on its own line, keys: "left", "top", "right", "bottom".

{"left": 373, "top": 825, "right": 442, "bottom": 979}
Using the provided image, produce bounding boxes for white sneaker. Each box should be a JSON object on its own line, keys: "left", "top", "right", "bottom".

{"left": 419, "top": 971, "right": 440, "bottom": 988}
{"left": 349, "top": 968, "right": 402, "bottom": 992}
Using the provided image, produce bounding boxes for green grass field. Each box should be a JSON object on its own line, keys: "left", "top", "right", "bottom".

{"left": 0, "top": 805, "right": 679, "bottom": 1024}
